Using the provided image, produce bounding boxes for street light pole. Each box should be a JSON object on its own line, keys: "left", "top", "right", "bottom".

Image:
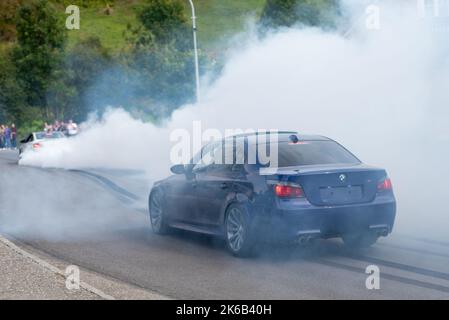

{"left": 188, "top": 0, "right": 201, "bottom": 103}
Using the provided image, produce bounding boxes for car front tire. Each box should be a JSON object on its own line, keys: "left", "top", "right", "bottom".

{"left": 149, "top": 190, "right": 169, "bottom": 235}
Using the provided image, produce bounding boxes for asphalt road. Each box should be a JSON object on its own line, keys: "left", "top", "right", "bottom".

{"left": 1, "top": 150, "right": 449, "bottom": 299}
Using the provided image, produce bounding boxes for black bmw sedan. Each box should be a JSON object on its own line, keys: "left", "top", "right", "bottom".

{"left": 149, "top": 132, "right": 396, "bottom": 256}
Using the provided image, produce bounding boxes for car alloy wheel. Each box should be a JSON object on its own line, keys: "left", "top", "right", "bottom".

{"left": 225, "top": 205, "right": 255, "bottom": 257}
{"left": 227, "top": 207, "right": 246, "bottom": 252}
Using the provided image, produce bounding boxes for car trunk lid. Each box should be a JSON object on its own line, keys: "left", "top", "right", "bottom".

{"left": 263, "top": 163, "right": 386, "bottom": 206}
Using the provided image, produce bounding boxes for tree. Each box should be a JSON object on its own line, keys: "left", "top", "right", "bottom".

{"left": 123, "top": 0, "right": 200, "bottom": 114}
{"left": 137, "top": 0, "right": 190, "bottom": 49}
{"left": 129, "top": 41, "right": 197, "bottom": 108}
{"left": 47, "top": 36, "right": 112, "bottom": 121}
{"left": 0, "top": 47, "right": 26, "bottom": 123}
{"left": 12, "top": 0, "right": 66, "bottom": 115}
{"left": 259, "top": 0, "right": 341, "bottom": 31}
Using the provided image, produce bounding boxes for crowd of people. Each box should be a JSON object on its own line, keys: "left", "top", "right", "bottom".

{"left": 44, "top": 120, "right": 79, "bottom": 136}
{"left": 0, "top": 120, "right": 78, "bottom": 151}
{"left": 0, "top": 124, "right": 17, "bottom": 150}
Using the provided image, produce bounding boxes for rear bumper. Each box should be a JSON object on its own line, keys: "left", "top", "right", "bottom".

{"left": 252, "top": 196, "right": 396, "bottom": 242}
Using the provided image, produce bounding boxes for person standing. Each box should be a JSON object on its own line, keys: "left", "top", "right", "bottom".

{"left": 53, "top": 120, "right": 60, "bottom": 132}
{"left": 67, "top": 119, "right": 78, "bottom": 136}
{"left": 0, "top": 125, "right": 4, "bottom": 149}
{"left": 4, "top": 125, "right": 11, "bottom": 149}
{"left": 11, "top": 124, "right": 17, "bottom": 149}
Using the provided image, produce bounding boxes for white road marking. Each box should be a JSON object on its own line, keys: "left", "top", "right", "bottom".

{"left": 0, "top": 233, "right": 115, "bottom": 300}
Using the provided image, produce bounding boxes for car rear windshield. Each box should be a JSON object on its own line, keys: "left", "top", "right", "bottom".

{"left": 276, "top": 140, "right": 360, "bottom": 167}
{"left": 35, "top": 132, "right": 64, "bottom": 140}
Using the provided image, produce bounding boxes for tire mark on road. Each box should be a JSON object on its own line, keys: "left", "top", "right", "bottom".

{"left": 395, "top": 234, "right": 449, "bottom": 248}
{"left": 70, "top": 170, "right": 140, "bottom": 202}
{"left": 342, "top": 253, "right": 449, "bottom": 281}
{"left": 377, "top": 242, "right": 449, "bottom": 260}
{"left": 315, "top": 258, "right": 449, "bottom": 294}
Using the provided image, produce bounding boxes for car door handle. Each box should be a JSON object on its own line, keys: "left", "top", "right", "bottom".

{"left": 220, "top": 183, "right": 229, "bottom": 189}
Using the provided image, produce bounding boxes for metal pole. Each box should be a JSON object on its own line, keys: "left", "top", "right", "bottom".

{"left": 189, "top": 0, "right": 201, "bottom": 103}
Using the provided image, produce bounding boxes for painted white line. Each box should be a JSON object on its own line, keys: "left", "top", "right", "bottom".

{"left": 0, "top": 234, "right": 115, "bottom": 300}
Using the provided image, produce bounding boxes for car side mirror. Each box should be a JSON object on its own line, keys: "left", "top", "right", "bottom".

{"left": 170, "top": 164, "right": 185, "bottom": 175}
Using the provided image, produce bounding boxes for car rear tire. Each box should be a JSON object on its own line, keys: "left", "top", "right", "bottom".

{"left": 224, "top": 204, "right": 256, "bottom": 257}
{"left": 342, "top": 232, "right": 378, "bottom": 249}
{"left": 149, "top": 190, "right": 169, "bottom": 235}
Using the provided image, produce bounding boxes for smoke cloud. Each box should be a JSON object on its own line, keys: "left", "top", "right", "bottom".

{"left": 17, "top": 1, "right": 449, "bottom": 240}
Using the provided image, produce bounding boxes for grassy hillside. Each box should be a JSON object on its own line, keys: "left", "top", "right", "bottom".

{"left": 0, "top": 0, "right": 268, "bottom": 127}
{"left": 66, "top": 0, "right": 266, "bottom": 52}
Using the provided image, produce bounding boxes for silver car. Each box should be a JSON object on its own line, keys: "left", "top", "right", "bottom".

{"left": 18, "top": 131, "right": 65, "bottom": 159}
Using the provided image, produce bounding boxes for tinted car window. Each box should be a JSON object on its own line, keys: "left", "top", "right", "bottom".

{"left": 276, "top": 141, "right": 360, "bottom": 167}
{"left": 192, "top": 141, "right": 221, "bottom": 172}
{"left": 192, "top": 139, "right": 246, "bottom": 173}
{"left": 35, "top": 132, "right": 65, "bottom": 140}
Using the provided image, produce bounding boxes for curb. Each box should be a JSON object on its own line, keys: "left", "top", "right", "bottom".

{"left": 0, "top": 234, "right": 115, "bottom": 300}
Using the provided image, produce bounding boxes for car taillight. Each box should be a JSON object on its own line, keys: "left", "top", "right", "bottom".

{"left": 377, "top": 178, "right": 393, "bottom": 192}
{"left": 32, "top": 143, "right": 41, "bottom": 149}
{"left": 274, "top": 184, "right": 304, "bottom": 198}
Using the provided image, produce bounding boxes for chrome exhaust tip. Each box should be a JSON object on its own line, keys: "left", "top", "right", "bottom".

{"left": 369, "top": 225, "right": 390, "bottom": 238}
{"left": 296, "top": 230, "right": 321, "bottom": 245}
{"left": 297, "top": 235, "right": 308, "bottom": 245}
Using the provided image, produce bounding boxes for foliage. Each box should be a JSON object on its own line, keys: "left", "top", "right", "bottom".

{"left": 123, "top": 0, "right": 199, "bottom": 113}
{"left": 17, "top": 118, "right": 45, "bottom": 140}
{"left": 0, "top": 47, "right": 26, "bottom": 123}
{"left": 1, "top": 0, "right": 271, "bottom": 127}
{"left": 127, "top": 40, "right": 197, "bottom": 109}
{"left": 48, "top": 36, "right": 112, "bottom": 121}
{"left": 12, "top": 0, "right": 67, "bottom": 112}
{"left": 0, "top": 50, "right": 45, "bottom": 136}
{"left": 50, "top": 0, "right": 114, "bottom": 8}
{"left": 259, "top": 0, "right": 341, "bottom": 31}
{"left": 137, "top": 0, "right": 189, "bottom": 47}
{"left": 64, "top": 0, "right": 267, "bottom": 53}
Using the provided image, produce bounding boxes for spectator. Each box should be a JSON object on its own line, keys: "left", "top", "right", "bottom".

{"left": 58, "top": 121, "right": 68, "bottom": 134}
{"left": 11, "top": 124, "right": 17, "bottom": 149}
{"left": 44, "top": 122, "right": 52, "bottom": 133}
{"left": 4, "top": 125, "right": 11, "bottom": 149}
{"left": 0, "top": 125, "right": 4, "bottom": 149}
{"left": 67, "top": 119, "right": 78, "bottom": 136}
{"left": 53, "top": 120, "right": 60, "bottom": 132}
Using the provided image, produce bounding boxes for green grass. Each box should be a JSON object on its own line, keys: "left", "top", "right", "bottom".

{"left": 66, "top": 0, "right": 266, "bottom": 53}
{"left": 192, "top": 0, "right": 266, "bottom": 47}
{"left": 66, "top": 3, "right": 137, "bottom": 51}
{"left": 0, "top": 42, "right": 12, "bottom": 52}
